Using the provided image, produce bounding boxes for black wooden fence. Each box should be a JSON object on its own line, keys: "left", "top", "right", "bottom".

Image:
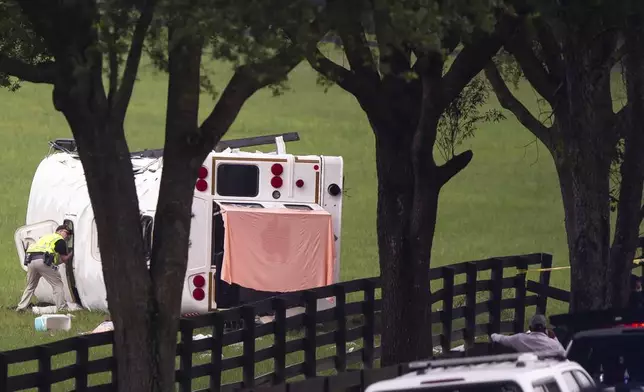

{"left": 1, "top": 253, "right": 570, "bottom": 392}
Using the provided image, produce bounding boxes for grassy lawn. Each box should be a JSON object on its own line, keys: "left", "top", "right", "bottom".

{"left": 0, "top": 53, "right": 575, "bottom": 388}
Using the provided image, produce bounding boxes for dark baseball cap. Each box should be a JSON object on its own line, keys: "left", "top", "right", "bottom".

{"left": 56, "top": 225, "right": 73, "bottom": 235}
{"left": 530, "top": 314, "right": 548, "bottom": 329}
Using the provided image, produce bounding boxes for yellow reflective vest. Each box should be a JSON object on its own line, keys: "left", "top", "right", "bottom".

{"left": 26, "top": 233, "right": 64, "bottom": 265}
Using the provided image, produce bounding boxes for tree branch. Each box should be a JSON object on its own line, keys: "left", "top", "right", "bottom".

{"left": 438, "top": 150, "right": 473, "bottom": 186}
{"left": 104, "top": 23, "right": 119, "bottom": 108}
{"left": 615, "top": 103, "right": 631, "bottom": 140}
{"left": 533, "top": 17, "right": 563, "bottom": 80}
{"left": 306, "top": 42, "right": 365, "bottom": 96}
{"left": 442, "top": 17, "right": 517, "bottom": 107}
{"left": 367, "top": 0, "right": 411, "bottom": 78}
{"left": 506, "top": 24, "right": 560, "bottom": 105}
{"left": 484, "top": 62, "right": 553, "bottom": 149}
{"left": 199, "top": 44, "right": 305, "bottom": 148}
{"left": 329, "top": 0, "right": 378, "bottom": 80}
{"left": 113, "top": 0, "right": 157, "bottom": 121}
{"left": 0, "top": 54, "right": 55, "bottom": 84}
{"left": 593, "top": 43, "right": 627, "bottom": 89}
{"left": 607, "top": 43, "right": 628, "bottom": 72}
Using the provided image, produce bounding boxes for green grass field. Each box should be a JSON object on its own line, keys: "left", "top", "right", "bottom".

{"left": 0, "top": 56, "right": 570, "bottom": 359}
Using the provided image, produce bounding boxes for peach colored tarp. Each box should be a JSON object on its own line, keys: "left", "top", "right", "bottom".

{"left": 220, "top": 205, "right": 336, "bottom": 293}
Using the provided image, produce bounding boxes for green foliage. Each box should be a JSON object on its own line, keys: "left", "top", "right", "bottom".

{"left": 368, "top": 0, "right": 503, "bottom": 60}
{"left": 143, "top": 0, "right": 319, "bottom": 99}
{"left": 95, "top": 1, "right": 145, "bottom": 82}
{"left": 436, "top": 75, "right": 506, "bottom": 162}
{"left": 0, "top": 1, "right": 52, "bottom": 91}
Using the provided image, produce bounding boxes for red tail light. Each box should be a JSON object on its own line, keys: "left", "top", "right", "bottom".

{"left": 195, "top": 179, "right": 208, "bottom": 192}
{"left": 193, "top": 288, "right": 205, "bottom": 301}
{"left": 198, "top": 166, "right": 208, "bottom": 179}
{"left": 295, "top": 179, "right": 304, "bottom": 188}
{"left": 271, "top": 163, "right": 283, "bottom": 175}
{"left": 271, "top": 176, "right": 283, "bottom": 188}
{"left": 622, "top": 323, "right": 644, "bottom": 328}
{"left": 193, "top": 275, "right": 205, "bottom": 288}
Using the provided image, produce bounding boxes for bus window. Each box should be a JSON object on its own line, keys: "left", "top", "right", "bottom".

{"left": 284, "top": 204, "right": 313, "bottom": 211}
{"left": 63, "top": 219, "right": 74, "bottom": 252}
{"left": 141, "top": 215, "right": 154, "bottom": 261}
{"left": 220, "top": 202, "right": 264, "bottom": 208}
{"left": 216, "top": 164, "right": 259, "bottom": 197}
{"left": 91, "top": 219, "right": 100, "bottom": 261}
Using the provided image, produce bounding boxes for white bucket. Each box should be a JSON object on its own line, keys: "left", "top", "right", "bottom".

{"left": 34, "top": 314, "right": 72, "bottom": 332}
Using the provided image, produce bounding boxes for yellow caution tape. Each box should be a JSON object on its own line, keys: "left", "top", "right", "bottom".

{"left": 510, "top": 261, "right": 643, "bottom": 290}
{"left": 516, "top": 266, "right": 571, "bottom": 274}
{"left": 514, "top": 259, "right": 644, "bottom": 274}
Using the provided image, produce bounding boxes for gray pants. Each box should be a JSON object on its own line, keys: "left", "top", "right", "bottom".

{"left": 16, "top": 257, "right": 67, "bottom": 312}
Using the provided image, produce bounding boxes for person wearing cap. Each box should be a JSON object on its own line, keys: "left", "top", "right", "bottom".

{"left": 15, "top": 225, "right": 73, "bottom": 313}
{"left": 489, "top": 314, "right": 565, "bottom": 355}
{"left": 629, "top": 275, "right": 644, "bottom": 308}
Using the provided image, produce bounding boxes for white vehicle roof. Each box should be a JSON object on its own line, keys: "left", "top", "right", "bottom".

{"left": 366, "top": 352, "right": 584, "bottom": 392}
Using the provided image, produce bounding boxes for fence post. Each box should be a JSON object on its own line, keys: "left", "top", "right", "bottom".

{"left": 464, "top": 262, "right": 477, "bottom": 349}
{"left": 0, "top": 353, "right": 7, "bottom": 392}
{"left": 179, "top": 318, "right": 195, "bottom": 392}
{"left": 109, "top": 331, "right": 117, "bottom": 390}
{"left": 537, "top": 254, "right": 553, "bottom": 315}
{"left": 242, "top": 305, "right": 257, "bottom": 389}
{"left": 514, "top": 258, "right": 528, "bottom": 333}
{"left": 210, "top": 313, "right": 224, "bottom": 392}
{"left": 75, "top": 336, "right": 89, "bottom": 392}
{"left": 333, "top": 284, "right": 347, "bottom": 373}
{"left": 273, "top": 297, "right": 287, "bottom": 385}
{"left": 441, "top": 267, "right": 455, "bottom": 354}
{"left": 38, "top": 345, "right": 52, "bottom": 392}
{"left": 490, "top": 261, "right": 503, "bottom": 334}
{"left": 363, "top": 280, "right": 376, "bottom": 369}
{"left": 303, "top": 290, "right": 318, "bottom": 378}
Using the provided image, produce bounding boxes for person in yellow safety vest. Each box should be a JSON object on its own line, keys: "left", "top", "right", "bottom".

{"left": 15, "top": 225, "right": 74, "bottom": 313}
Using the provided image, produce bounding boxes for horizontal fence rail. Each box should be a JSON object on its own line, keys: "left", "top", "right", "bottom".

{"left": 238, "top": 362, "right": 417, "bottom": 392}
{"left": 1, "top": 253, "right": 569, "bottom": 392}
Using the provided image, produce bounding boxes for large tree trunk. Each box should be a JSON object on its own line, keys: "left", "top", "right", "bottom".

{"left": 374, "top": 123, "right": 436, "bottom": 365}
{"left": 554, "top": 46, "right": 615, "bottom": 311}
{"left": 54, "top": 79, "right": 159, "bottom": 390}
{"left": 146, "top": 30, "right": 209, "bottom": 391}
{"left": 555, "top": 148, "right": 612, "bottom": 311}
{"left": 372, "top": 96, "right": 468, "bottom": 364}
{"left": 609, "top": 16, "right": 644, "bottom": 308}
{"left": 47, "top": 12, "right": 187, "bottom": 392}
{"left": 42, "top": 2, "right": 168, "bottom": 388}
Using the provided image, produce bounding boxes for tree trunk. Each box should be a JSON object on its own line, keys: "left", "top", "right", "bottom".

{"left": 145, "top": 30, "right": 208, "bottom": 391}
{"left": 374, "top": 125, "right": 425, "bottom": 366}
{"left": 551, "top": 39, "right": 616, "bottom": 312}
{"left": 555, "top": 150, "right": 611, "bottom": 311}
{"left": 373, "top": 111, "right": 446, "bottom": 365}
{"left": 50, "top": 33, "right": 175, "bottom": 392}
{"left": 558, "top": 70, "right": 612, "bottom": 312}
{"left": 609, "top": 16, "right": 644, "bottom": 308}
{"left": 55, "top": 90, "right": 159, "bottom": 390}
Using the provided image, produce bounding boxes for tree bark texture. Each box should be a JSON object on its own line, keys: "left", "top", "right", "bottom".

{"left": 610, "top": 15, "right": 644, "bottom": 308}
{"left": 486, "top": 14, "right": 642, "bottom": 311}
{"left": 54, "top": 63, "right": 161, "bottom": 392}
{"left": 373, "top": 119, "right": 435, "bottom": 366}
